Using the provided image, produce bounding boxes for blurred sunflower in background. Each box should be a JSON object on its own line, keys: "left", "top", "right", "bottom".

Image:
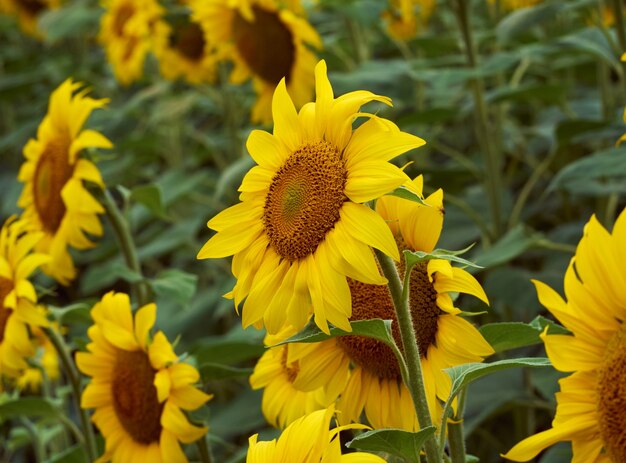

{"left": 193, "top": 0, "right": 321, "bottom": 123}
{"left": 382, "top": 0, "right": 436, "bottom": 41}
{"left": 0, "top": 218, "right": 50, "bottom": 385}
{"left": 246, "top": 406, "right": 386, "bottom": 462}
{"left": 152, "top": 1, "right": 217, "bottom": 84}
{"left": 283, "top": 176, "right": 493, "bottom": 430}
{"left": 489, "top": 0, "right": 542, "bottom": 12}
{"left": 15, "top": 323, "right": 60, "bottom": 392}
{"left": 17, "top": 79, "right": 112, "bottom": 286}
{"left": 249, "top": 328, "right": 349, "bottom": 428}
{"left": 77, "top": 292, "right": 212, "bottom": 462}
{"left": 198, "top": 60, "right": 425, "bottom": 335}
{"left": 99, "top": 0, "right": 163, "bottom": 85}
{"left": 504, "top": 208, "right": 626, "bottom": 462}
{"left": 0, "top": 0, "right": 60, "bottom": 37}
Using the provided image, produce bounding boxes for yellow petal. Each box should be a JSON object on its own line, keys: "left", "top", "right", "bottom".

{"left": 169, "top": 385, "right": 212, "bottom": 411}
{"left": 433, "top": 267, "right": 489, "bottom": 305}
{"left": 272, "top": 78, "right": 301, "bottom": 152}
{"left": 148, "top": 331, "right": 177, "bottom": 369}
{"left": 197, "top": 221, "right": 263, "bottom": 259}
{"left": 340, "top": 202, "right": 399, "bottom": 260}
{"left": 161, "top": 402, "right": 208, "bottom": 443}
{"left": 246, "top": 130, "right": 288, "bottom": 170}
{"left": 154, "top": 369, "right": 172, "bottom": 403}
{"left": 168, "top": 362, "right": 200, "bottom": 389}
{"left": 344, "top": 160, "right": 410, "bottom": 203}
{"left": 159, "top": 429, "right": 187, "bottom": 463}
{"left": 134, "top": 303, "right": 156, "bottom": 349}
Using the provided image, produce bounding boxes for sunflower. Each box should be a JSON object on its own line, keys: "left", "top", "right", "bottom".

{"left": 193, "top": 0, "right": 322, "bottom": 123}
{"left": 198, "top": 59, "right": 425, "bottom": 335}
{"left": 0, "top": 217, "right": 50, "bottom": 383}
{"left": 382, "top": 0, "right": 436, "bottom": 41}
{"left": 152, "top": 2, "right": 217, "bottom": 84}
{"left": 0, "top": 0, "right": 60, "bottom": 37}
{"left": 15, "top": 323, "right": 60, "bottom": 392}
{"left": 76, "top": 291, "right": 212, "bottom": 462}
{"left": 488, "top": 0, "right": 542, "bottom": 11}
{"left": 278, "top": 176, "right": 493, "bottom": 431}
{"left": 504, "top": 208, "right": 626, "bottom": 462}
{"left": 247, "top": 406, "right": 386, "bottom": 463}
{"left": 17, "top": 79, "right": 112, "bottom": 286}
{"left": 250, "top": 328, "right": 349, "bottom": 428}
{"left": 99, "top": 0, "right": 164, "bottom": 85}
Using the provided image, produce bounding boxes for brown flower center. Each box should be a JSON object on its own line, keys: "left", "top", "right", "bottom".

{"left": 169, "top": 20, "right": 205, "bottom": 62}
{"left": 232, "top": 5, "right": 295, "bottom": 85}
{"left": 17, "top": 0, "right": 45, "bottom": 16}
{"left": 113, "top": 3, "right": 135, "bottom": 36}
{"left": 111, "top": 349, "right": 163, "bottom": 444}
{"left": 338, "top": 262, "right": 442, "bottom": 380}
{"left": 33, "top": 137, "right": 73, "bottom": 234}
{"left": 597, "top": 327, "right": 626, "bottom": 461}
{"left": 263, "top": 141, "right": 347, "bottom": 261}
{"left": 280, "top": 346, "right": 300, "bottom": 383}
{"left": 0, "top": 277, "right": 14, "bottom": 344}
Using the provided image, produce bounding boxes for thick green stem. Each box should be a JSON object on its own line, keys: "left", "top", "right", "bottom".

{"left": 196, "top": 435, "right": 214, "bottom": 463}
{"left": 447, "top": 389, "right": 467, "bottom": 463}
{"left": 453, "top": 0, "right": 503, "bottom": 239}
{"left": 375, "top": 250, "right": 441, "bottom": 463}
{"left": 43, "top": 327, "right": 97, "bottom": 462}
{"left": 100, "top": 189, "right": 150, "bottom": 307}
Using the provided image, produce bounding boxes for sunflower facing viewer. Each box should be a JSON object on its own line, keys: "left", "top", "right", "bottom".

{"left": 77, "top": 292, "right": 212, "bottom": 462}
{"left": 17, "top": 79, "right": 112, "bottom": 285}
{"left": 504, "top": 208, "right": 626, "bottom": 462}
{"left": 198, "top": 59, "right": 425, "bottom": 335}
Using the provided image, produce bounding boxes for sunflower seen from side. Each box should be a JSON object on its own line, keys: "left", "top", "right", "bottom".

{"left": 198, "top": 59, "right": 425, "bottom": 335}
{"left": 153, "top": 3, "right": 217, "bottom": 84}
{"left": 247, "top": 406, "right": 386, "bottom": 463}
{"left": 17, "top": 79, "right": 112, "bottom": 286}
{"left": 0, "top": 0, "right": 60, "bottom": 37}
{"left": 0, "top": 217, "right": 50, "bottom": 383}
{"left": 382, "top": 0, "right": 436, "bottom": 41}
{"left": 504, "top": 208, "right": 626, "bottom": 462}
{"left": 193, "top": 0, "right": 321, "bottom": 123}
{"left": 249, "top": 328, "right": 349, "bottom": 428}
{"left": 284, "top": 176, "right": 493, "bottom": 431}
{"left": 99, "top": 0, "right": 163, "bottom": 85}
{"left": 76, "top": 292, "right": 212, "bottom": 462}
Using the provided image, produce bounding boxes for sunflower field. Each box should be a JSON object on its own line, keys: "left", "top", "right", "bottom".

{"left": 1, "top": 0, "right": 626, "bottom": 462}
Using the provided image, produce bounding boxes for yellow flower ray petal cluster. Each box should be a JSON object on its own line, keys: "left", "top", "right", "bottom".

{"left": 152, "top": 0, "right": 218, "bottom": 84}
{"left": 504, "top": 208, "right": 626, "bottom": 462}
{"left": 17, "top": 79, "right": 112, "bottom": 285}
{"left": 262, "top": 176, "right": 493, "bottom": 431}
{"left": 76, "top": 292, "right": 212, "bottom": 463}
{"left": 250, "top": 328, "right": 349, "bottom": 428}
{"left": 382, "top": 0, "right": 436, "bottom": 41}
{"left": 246, "top": 406, "right": 386, "bottom": 463}
{"left": 99, "top": 0, "right": 164, "bottom": 85}
{"left": 0, "top": 0, "right": 60, "bottom": 37}
{"left": 198, "top": 59, "right": 425, "bottom": 335}
{"left": 0, "top": 217, "right": 50, "bottom": 381}
{"left": 193, "top": 0, "right": 322, "bottom": 123}
{"left": 16, "top": 323, "right": 60, "bottom": 392}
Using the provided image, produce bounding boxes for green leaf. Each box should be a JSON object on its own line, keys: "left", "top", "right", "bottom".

{"left": 496, "top": 3, "right": 564, "bottom": 43}
{"left": 150, "top": 269, "right": 198, "bottom": 307}
{"left": 474, "top": 225, "right": 540, "bottom": 268}
{"left": 404, "top": 245, "right": 482, "bottom": 269}
{"left": 549, "top": 147, "right": 626, "bottom": 196}
{"left": 479, "top": 322, "right": 543, "bottom": 353}
{"left": 47, "top": 445, "right": 88, "bottom": 463}
{"left": 131, "top": 184, "right": 169, "bottom": 219}
{"left": 529, "top": 315, "right": 571, "bottom": 336}
{"left": 275, "top": 318, "right": 395, "bottom": 348}
{"left": 556, "top": 29, "right": 621, "bottom": 73}
{"left": 386, "top": 186, "right": 429, "bottom": 206}
{"left": 446, "top": 358, "right": 551, "bottom": 401}
{"left": 49, "top": 302, "right": 92, "bottom": 325}
{"left": 0, "top": 397, "right": 63, "bottom": 420}
{"left": 198, "top": 362, "right": 254, "bottom": 381}
{"left": 346, "top": 427, "right": 437, "bottom": 463}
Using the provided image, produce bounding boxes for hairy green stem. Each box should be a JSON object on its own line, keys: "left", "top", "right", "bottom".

{"left": 375, "top": 250, "right": 441, "bottom": 463}
{"left": 100, "top": 189, "right": 150, "bottom": 307}
{"left": 447, "top": 388, "right": 468, "bottom": 463}
{"left": 43, "top": 327, "right": 97, "bottom": 462}
{"left": 196, "top": 435, "right": 214, "bottom": 463}
{"left": 453, "top": 0, "right": 503, "bottom": 238}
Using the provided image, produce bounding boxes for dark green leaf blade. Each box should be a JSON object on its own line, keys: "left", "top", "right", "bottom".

{"left": 346, "top": 427, "right": 437, "bottom": 463}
